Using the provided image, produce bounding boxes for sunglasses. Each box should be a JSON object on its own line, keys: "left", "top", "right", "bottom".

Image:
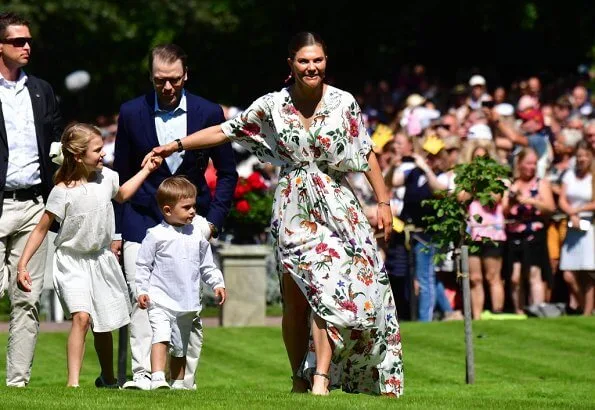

{"left": 152, "top": 75, "right": 185, "bottom": 87}
{"left": 1, "top": 37, "right": 33, "bottom": 47}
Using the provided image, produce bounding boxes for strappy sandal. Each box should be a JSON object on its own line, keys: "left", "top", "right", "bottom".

{"left": 311, "top": 371, "right": 330, "bottom": 396}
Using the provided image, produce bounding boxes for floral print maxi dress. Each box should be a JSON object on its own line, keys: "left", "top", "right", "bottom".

{"left": 220, "top": 86, "right": 404, "bottom": 396}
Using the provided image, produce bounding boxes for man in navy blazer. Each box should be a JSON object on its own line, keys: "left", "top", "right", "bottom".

{"left": 113, "top": 44, "right": 237, "bottom": 390}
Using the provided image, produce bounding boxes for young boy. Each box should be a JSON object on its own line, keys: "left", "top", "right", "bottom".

{"left": 135, "top": 176, "right": 226, "bottom": 390}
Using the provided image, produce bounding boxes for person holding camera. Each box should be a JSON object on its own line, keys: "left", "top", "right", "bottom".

{"left": 502, "top": 147, "right": 555, "bottom": 314}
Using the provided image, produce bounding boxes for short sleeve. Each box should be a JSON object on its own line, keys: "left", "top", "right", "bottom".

{"left": 561, "top": 169, "right": 573, "bottom": 187}
{"left": 45, "top": 187, "right": 67, "bottom": 223}
{"left": 328, "top": 96, "right": 373, "bottom": 172}
{"left": 106, "top": 168, "right": 120, "bottom": 199}
{"left": 220, "top": 94, "right": 281, "bottom": 164}
{"left": 437, "top": 172, "right": 456, "bottom": 193}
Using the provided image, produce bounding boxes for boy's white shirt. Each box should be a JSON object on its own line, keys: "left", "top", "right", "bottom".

{"left": 135, "top": 215, "right": 224, "bottom": 312}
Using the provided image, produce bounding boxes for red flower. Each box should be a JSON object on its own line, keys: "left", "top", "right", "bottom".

{"left": 246, "top": 172, "right": 267, "bottom": 190}
{"left": 312, "top": 174, "right": 326, "bottom": 189}
{"left": 348, "top": 207, "right": 359, "bottom": 224}
{"left": 235, "top": 199, "right": 251, "bottom": 213}
{"left": 241, "top": 123, "right": 260, "bottom": 136}
{"left": 234, "top": 180, "right": 251, "bottom": 199}
{"left": 348, "top": 115, "right": 360, "bottom": 138}
{"left": 329, "top": 248, "right": 340, "bottom": 259}
{"left": 315, "top": 242, "right": 328, "bottom": 254}
{"left": 340, "top": 300, "right": 358, "bottom": 314}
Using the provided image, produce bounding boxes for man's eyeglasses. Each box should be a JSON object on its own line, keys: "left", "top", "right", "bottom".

{"left": 0, "top": 37, "right": 33, "bottom": 47}
{"left": 152, "top": 75, "right": 184, "bottom": 87}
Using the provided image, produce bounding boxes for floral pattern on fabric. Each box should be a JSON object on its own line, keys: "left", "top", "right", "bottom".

{"left": 221, "top": 86, "right": 404, "bottom": 396}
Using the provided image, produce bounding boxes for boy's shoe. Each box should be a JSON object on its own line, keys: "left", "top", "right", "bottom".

{"left": 95, "top": 375, "right": 119, "bottom": 389}
{"left": 170, "top": 380, "right": 189, "bottom": 390}
{"left": 150, "top": 379, "right": 171, "bottom": 390}
{"left": 122, "top": 375, "right": 151, "bottom": 390}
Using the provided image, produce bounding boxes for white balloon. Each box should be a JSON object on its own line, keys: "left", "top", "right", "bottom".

{"left": 64, "top": 70, "right": 91, "bottom": 92}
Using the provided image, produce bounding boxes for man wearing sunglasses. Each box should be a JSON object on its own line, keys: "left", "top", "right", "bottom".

{"left": 0, "top": 12, "right": 62, "bottom": 387}
{"left": 113, "top": 44, "right": 237, "bottom": 390}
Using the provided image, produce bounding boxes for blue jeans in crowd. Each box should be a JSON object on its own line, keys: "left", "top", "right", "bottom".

{"left": 413, "top": 241, "right": 453, "bottom": 321}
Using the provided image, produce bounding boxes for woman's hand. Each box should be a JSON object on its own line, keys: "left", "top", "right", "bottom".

{"left": 141, "top": 141, "right": 176, "bottom": 167}
{"left": 377, "top": 202, "right": 393, "bottom": 242}
{"left": 412, "top": 153, "right": 430, "bottom": 173}
{"left": 569, "top": 214, "right": 581, "bottom": 230}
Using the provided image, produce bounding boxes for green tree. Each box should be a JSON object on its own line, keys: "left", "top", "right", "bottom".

{"left": 422, "top": 156, "right": 510, "bottom": 263}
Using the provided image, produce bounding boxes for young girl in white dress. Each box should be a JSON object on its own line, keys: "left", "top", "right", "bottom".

{"left": 17, "top": 123, "right": 163, "bottom": 387}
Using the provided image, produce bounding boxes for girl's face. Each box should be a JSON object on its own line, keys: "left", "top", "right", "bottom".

{"left": 394, "top": 134, "right": 412, "bottom": 157}
{"left": 518, "top": 152, "right": 537, "bottom": 179}
{"left": 79, "top": 134, "right": 105, "bottom": 172}
{"left": 575, "top": 148, "right": 593, "bottom": 174}
{"left": 288, "top": 44, "right": 326, "bottom": 90}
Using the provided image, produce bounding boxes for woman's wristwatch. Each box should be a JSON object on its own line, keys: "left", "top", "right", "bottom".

{"left": 175, "top": 138, "right": 184, "bottom": 152}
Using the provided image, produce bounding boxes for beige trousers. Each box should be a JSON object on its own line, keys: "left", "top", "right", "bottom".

{"left": 123, "top": 241, "right": 203, "bottom": 388}
{"left": 0, "top": 197, "right": 47, "bottom": 387}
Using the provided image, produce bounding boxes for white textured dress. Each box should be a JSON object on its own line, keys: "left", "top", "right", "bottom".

{"left": 45, "top": 167, "right": 131, "bottom": 332}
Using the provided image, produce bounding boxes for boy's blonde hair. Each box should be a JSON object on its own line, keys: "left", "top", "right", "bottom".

{"left": 54, "top": 122, "right": 102, "bottom": 185}
{"left": 156, "top": 176, "right": 197, "bottom": 209}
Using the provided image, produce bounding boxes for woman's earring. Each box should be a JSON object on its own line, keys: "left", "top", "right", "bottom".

{"left": 284, "top": 73, "right": 293, "bottom": 84}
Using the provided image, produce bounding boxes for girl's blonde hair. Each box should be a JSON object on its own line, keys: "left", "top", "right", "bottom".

{"left": 460, "top": 139, "right": 498, "bottom": 164}
{"left": 54, "top": 122, "right": 101, "bottom": 185}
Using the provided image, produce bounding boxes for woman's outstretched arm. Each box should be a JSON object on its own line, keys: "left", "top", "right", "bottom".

{"left": 144, "top": 125, "right": 229, "bottom": 166}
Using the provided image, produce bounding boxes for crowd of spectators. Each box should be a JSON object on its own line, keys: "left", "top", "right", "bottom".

{"left": 351, "top": 65, "right": 594, "bottom": 321}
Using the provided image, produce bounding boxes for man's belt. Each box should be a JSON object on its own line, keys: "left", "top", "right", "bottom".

{"left": 4, "top": 184, "right": 42, "bottom": 201}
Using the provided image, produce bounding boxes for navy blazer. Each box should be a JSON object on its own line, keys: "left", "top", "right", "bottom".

{"left": 113, "top": 91, "right": 238, "bottom": 243}
{"left": 0, "top": 75, "right": 62, "bottom": 218}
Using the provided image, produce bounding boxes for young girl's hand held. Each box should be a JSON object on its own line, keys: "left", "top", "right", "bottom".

{"left": 144, "top": 155, "right": 163, "bottom": 173}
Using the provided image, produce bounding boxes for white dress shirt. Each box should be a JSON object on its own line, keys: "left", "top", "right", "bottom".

{"left": 154, "top": 91, "right": 187, "bottom": 173}
{"left": 0, "top": 71, "right": 41, "bottom": 190}
{"left": 135, "top": 216, "right": 224, "bottom": 312}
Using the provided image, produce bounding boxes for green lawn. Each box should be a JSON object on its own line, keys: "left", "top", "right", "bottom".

{"left": 0, "top": 317, "right": 593, "bottom": 409}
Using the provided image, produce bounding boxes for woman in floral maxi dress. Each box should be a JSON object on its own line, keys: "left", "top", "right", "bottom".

{"left": 147, "top": 32, "right": 403, "bottom": 397}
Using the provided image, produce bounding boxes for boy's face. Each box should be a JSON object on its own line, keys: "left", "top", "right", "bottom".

{"left": 163, "top": 197, "right": 196, "bottom": 226}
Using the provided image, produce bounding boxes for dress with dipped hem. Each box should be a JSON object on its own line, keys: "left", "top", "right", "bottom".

{"left": 220, "top": 86, "right": 404, "bottom": 396}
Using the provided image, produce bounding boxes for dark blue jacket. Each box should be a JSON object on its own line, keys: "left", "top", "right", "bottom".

{"left": 113, "top": 91, "right": 238, "bottom": 243}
